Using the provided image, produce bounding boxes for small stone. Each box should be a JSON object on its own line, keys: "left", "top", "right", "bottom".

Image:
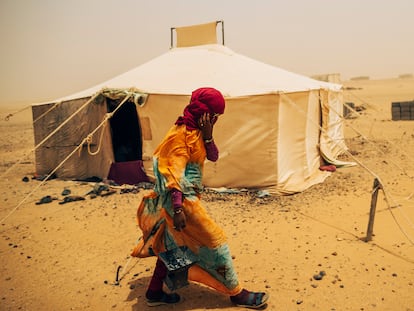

{"left": 313, "top": 274, "right": 323, "bottom": 280}
{"left": 61, "top": 188, "right": 71, "bottom": 196}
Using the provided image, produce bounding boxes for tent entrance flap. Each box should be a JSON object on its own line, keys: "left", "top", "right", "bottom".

{"left": 106, "top": 99, "right": 150, "bottom": 185}
{"left": 107, "top": 99, "right": 142, "bottom": 162}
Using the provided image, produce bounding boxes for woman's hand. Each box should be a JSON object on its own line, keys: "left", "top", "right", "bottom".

{"left": 173, "top": 208, "right": 186, "bottom": 231}
{"left": 198, "top": 112, "right": 214, "bottom": 140}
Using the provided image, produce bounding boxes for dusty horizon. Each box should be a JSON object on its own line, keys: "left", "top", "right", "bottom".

{"left": 1, "top": 75, "right": 413, "bottom": 110}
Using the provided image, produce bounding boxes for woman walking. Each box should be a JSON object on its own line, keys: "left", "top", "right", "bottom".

{"left": 131, "top": 87, "right": 269, "bottom": 309}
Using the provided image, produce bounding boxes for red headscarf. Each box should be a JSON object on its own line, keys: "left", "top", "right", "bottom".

{"left": 175, "top": 87, "right": 225, "bottom": 130}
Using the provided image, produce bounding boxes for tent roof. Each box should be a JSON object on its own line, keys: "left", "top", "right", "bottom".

{"left": 50, "top": 44, "right": 342, "bottom": 103}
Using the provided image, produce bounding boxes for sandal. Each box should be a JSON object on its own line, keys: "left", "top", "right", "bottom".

{"left": 146, "top": 291, "right": 180, "bottom": 307}
{"left": 35, "top": 195, "right": 57, "bottom": 205}
{"left": 230, "top": 289, "right": 269, "bottom": 309}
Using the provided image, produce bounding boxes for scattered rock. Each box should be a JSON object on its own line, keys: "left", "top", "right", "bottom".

{"left": 35, "top": 195, "right": 56, "bottom": 205}
{"left": 61, "top": 188, "right": 71, "bottom": 196}
{"left": 313, "top": 271, "right": 326, "bottom": 280}
{"left": 59, "top": 196, "right": 85, "bottom": 205}
{"left": 313, "top": 274, "right": 323, "bottom": 280}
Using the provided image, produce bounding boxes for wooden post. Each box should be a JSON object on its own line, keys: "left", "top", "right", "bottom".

{"left": 365, "top": 178, "right": 382, "bottom": 242}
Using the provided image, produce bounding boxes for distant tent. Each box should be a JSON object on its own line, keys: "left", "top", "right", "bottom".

{"left": 31, "top": 21, "right": 351, "bottom": 194}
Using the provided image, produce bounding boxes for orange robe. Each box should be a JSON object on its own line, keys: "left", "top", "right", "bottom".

{"left": 131, "top": 125, "right": 242, "bottom": 295}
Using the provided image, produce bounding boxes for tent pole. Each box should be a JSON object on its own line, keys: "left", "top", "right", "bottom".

{"left": 217, "top": 20, "right": 224, "bottom": 45}
{"left": 170, "top": 27, "right": 175, "bottom": 49}
{"left": 365, "top": 178, "right": 382, "bottom": 242}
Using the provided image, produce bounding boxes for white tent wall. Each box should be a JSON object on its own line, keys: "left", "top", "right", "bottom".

{"left": 305, "top": 91, "right": 323, "bottom": 179}
{"left": 137, "top": 94, "right": 280, "bottom": 189}
{"left": 319, "top": 90, "right": 348, "bottom": 165}
{"left": 276, "top": 91, "right": 329, "bottom": 194}
{"left": 138, "top": 91, "right": 339, "bottom": 194}
{"left": 327, "top": 90, "right": 346, "bottom": 157}
{"left": 203, "top": 95, "right": 279, "bottom": 189}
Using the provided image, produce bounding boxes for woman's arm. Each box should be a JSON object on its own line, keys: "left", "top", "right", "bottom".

{"left": 204, "top": 139, "right": 219, "bottom": 162}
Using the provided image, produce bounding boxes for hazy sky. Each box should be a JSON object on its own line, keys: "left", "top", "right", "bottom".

{"left": 1, "top": 0, "right": 413, "bottom": 106}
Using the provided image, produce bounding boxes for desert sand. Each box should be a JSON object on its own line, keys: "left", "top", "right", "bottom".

{"left": 0, "top": 77, "right": 413, "bottom": 311}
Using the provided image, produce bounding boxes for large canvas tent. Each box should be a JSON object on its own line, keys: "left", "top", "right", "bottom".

{"left": 32, "top": 22, "right": 349, "bottom": 194}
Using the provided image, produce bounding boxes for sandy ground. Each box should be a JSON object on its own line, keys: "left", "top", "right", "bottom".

{"left": 0, "top": 77, "right": 413, "bottom": 311}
